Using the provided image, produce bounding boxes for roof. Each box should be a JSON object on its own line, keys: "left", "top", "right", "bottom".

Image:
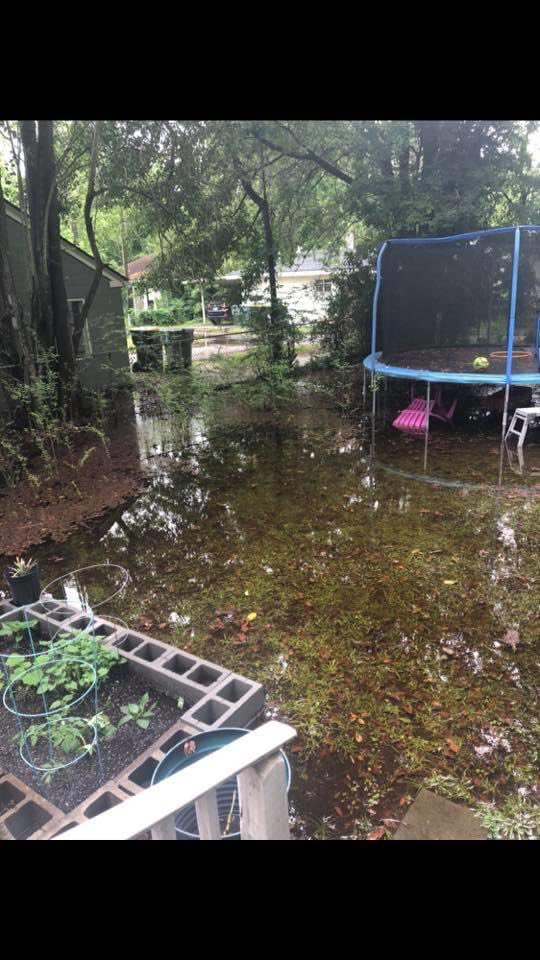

{"left": 4, "top": 199, "right": 128, "bottom": 286}
{"left": 126, "top": 254, "right": 156, "bottom": 280}
{"left": 222, "top": 252, "right": 336, "bottom": 283}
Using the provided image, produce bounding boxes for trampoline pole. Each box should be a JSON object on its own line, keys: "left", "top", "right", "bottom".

{"left": 424, "top": 381, "right": 430, "bottom": 473}
{"left": 363, "top": 365, "right": 367, "bottom": 402}
{"left": 499, "top": 382, "right": 511, "bottom": 486}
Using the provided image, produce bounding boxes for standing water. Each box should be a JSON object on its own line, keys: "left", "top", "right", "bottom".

{"left": 31, "top": 378, "right": 540, "bottom": 838}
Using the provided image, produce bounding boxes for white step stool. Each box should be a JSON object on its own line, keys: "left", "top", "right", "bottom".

{"left": 505, "top": 407, "right": 540, "bottom": 448}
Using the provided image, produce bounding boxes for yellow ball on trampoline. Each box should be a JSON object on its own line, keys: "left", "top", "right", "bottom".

{"left": 473, "top": 356, "right": 490, "bottom": 370}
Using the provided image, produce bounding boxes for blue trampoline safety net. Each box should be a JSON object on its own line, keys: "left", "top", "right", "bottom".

{"left": 364, "top": 226, "right": 540, "bottom": 384}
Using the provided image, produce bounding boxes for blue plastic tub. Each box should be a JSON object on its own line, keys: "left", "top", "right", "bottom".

{"left": 151, "top": 727, "right": 291, "bottom": 840}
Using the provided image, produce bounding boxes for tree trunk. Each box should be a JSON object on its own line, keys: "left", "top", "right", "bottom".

{"left": 239, "top": 163, "right": 282, "bottom": 363}
{"left": 417, "top": 121, "right": 440, "bottom": 182}
{"left": 20, "top": 120, "right": 54, "bottom": 350}
{"left": 38, "top": 121, "right": 75, "bottom": 378}
{"left": 74, "top": 122, "right": 104, "bottom": 355}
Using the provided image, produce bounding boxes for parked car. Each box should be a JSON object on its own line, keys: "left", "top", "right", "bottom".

{"left": 207, "top": 300, "right": 232, "bottom": 325}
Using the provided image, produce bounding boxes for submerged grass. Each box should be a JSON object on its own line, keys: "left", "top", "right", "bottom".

{"left": 32, "top": 378, "right": 540, "bottom": 837}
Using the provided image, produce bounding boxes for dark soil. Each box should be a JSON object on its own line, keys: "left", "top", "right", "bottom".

{"left": 0, "top": 425, "right": 146, "bottom": 559}
{"left": 0, "top": 664, "right": 182, "bottom": 812}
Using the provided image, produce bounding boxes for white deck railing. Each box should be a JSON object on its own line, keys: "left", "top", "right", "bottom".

{"left": 56, "top": 721, "right": 297, "bottom": 841}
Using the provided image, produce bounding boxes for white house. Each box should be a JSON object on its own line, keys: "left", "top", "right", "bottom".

{"left": 126, "top": 254, "right": 162, "bottom": 312}
{"left": 127, "top": 247, "right": 351, "bottom": 323}
{"left": 220, "top": 252, "right": 337, "bottom": 324}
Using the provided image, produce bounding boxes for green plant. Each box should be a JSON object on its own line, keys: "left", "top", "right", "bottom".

{"left": 118, "top": 692, "right": 156, "bottom": 730}
{"left": 477, "top": 797, "right": 540, "bottom": 840}
{"left": 25, "top": 713, "right": 111, "bottom": 782}
{"left": 0, "top": 618, "right": 37, "bottom": 642}
{"left": 5, "top": 630, "right": 123, "bottom": 707}
{"left": 423, "top": 773, "right": 475, "bottom": 803}
{"left": 8, "top": 557, "right": 36, "bottom": 578}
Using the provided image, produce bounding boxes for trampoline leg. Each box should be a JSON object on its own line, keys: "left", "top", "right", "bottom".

{"left": 500, "top": 383, "right": 511, "bottom": 442}
{"left": 423, "top": 381, "right": 430, "bottom": 473}
{"left": 499, "top": 383, "right": 511, "bottom": 486}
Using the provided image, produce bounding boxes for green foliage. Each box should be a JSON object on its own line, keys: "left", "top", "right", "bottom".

{"left": 6, "top": 630, "right": 122, "bottom": 706}
{"left": 316, "top": 251, "right": 375, "bottom": 359}
{"left": 8, "top": 556, "right": 36, "bottom": 578}
{"left": 0, "top": 619, "right": 37, "bottom": 640}
{"left": 477, "top": 797, "right": 540, "bottom": 840}
{"left": 422, "top": 773, "right": 475, "bottom": 803}
{"left": 118, "top": 692, "right": 156, "bottom": 730}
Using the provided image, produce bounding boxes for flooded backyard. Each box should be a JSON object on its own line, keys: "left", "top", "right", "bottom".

{"left": 25, "top": 375, "right": 540, "bottom": 838}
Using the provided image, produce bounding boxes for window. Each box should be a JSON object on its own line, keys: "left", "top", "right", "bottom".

{"left": 315, "top": 279, "right": 333, "bottom": 296}
{"left": 68, "top": 300, "right": 92, "bottom": 357}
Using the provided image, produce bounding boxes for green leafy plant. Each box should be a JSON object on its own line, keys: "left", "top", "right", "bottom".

{"left": 0, "top": 618, "right": 37, "bottom": 642}
{"left": 477, "top": 797, "right": 540, "bottom": 840}
{"left": 118, "top": 692, "right": 156, "bottom": 730}
{"left": 5, "top": 630, "right": 123, "bottom": 705}
{"left": 8, "top": 557, "right": 36, "bottom": 578}
{"left": 24, "top": 713, "right": 111, "bottom": 783}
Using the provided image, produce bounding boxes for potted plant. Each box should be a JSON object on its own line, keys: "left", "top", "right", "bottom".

{"left": 4, "top": 556, "right": 41, "bottom": 606}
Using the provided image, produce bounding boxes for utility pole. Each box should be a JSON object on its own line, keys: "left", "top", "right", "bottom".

{"left": 200, "top": 281, "right": 206, "bottom": 325}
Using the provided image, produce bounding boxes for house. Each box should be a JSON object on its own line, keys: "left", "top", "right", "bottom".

{"left": 221, "top": 252, "right": 338, "bottom": 324}
{"left": 3, "top": 200, "right": 129, "bottom": 392}
{"left": 127, "top": 250, "right": 342, "bottom": 324}
{"left": 126, "top": 254, "right": 161, "bottom": 312}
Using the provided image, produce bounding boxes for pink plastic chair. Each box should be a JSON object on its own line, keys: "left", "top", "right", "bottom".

{"left": 393, "top": 390, "right": 457, "bottom": 436}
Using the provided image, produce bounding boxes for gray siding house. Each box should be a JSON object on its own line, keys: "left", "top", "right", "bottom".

{"left": 4, "top": 200, "right": 129, "bottom": 392}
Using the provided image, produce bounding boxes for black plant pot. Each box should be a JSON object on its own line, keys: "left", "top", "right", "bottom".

{"left": 4, "top": 565, "right": 41, "bottom": 607}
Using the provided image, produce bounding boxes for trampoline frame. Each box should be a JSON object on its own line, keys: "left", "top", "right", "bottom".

{"left": 364, "top": 225, "right": 540, "bottom": 455}
{"left": 364, "top": 225, "right": 540, "bottom": 386}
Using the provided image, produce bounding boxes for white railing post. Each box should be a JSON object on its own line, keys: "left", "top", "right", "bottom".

{"left": 238, "top": 751, "right": 290, "bottom": 841}
{"left": 151, "top": 814, "right": 177, "bottom": 840}
{"left": 195, "top": 788, "right": 221, "bottom": 840}
{"left": 55, "top": 721, "right": 296, "bottom": 841}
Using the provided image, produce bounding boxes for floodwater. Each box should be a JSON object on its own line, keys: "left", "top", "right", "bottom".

{"left": 33, "top": 376, "right": 540, "bottom": 838}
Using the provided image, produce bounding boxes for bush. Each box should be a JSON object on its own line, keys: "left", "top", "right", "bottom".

{"left": 316, "top": 251, "right": 376, "bottom": 359}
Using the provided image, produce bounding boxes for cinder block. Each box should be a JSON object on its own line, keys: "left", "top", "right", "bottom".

{"left": 182, "top": 674, "right": 265, "bottom": 730}
{"left": 0, "top": 772, "right": 62, "bottom": 840}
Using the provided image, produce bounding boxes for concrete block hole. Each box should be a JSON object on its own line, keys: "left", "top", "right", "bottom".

{"left": 5, "top": 801, "right": 52, "bottom": 840}
{"left": 217, "top": 678, "right": 251, "bottom": 703}
{"left": 187, "top": 664, "right": 222, "bottom": 687}
{"left": 0, "top": 780, "right": 25, "bottom": 814}
{"left": 132, "top": 642, "right": 166, "bottom": 662}
{"left": 128, "top": 757, "right": 160, "bottom": 788}
{"left": 190, "top": 699, "right": 229, "bottom": 725}
{"left": 113, "top": 633, "right": 142, "bottom": 652}
{"left": 162, "top": 652, "right": 197, "bottom": 675}
{"left": 84, "top": 792, "right": 122, "bottom": 819}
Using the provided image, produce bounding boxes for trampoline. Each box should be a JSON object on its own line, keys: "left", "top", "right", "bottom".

{"left": 363, "top": 225, "right": 540, "bottom": 389}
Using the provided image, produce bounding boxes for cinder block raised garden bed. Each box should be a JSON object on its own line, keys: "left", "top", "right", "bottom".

{"left": 0, "top": 599, "right": 265, "bottom": 839}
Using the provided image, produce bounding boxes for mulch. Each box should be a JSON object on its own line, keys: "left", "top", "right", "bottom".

{"left": 0, "top": 427, "right": 147, "bottom": 559}
{"left": 0, "top": 664, "right": 182, "bottom": 812}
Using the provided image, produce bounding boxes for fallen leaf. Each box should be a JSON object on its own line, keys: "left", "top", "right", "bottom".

{"left": 367, "top": 827, "right": 386, "bottom": 840}
{"left": 446, "top": 737, "right": 461, "bottom": 754}
{"left": 355, "top": 733, "right": 364, "bottom": 743}
{"left": 443, "top": 580, "right": 457, "bottom": 586}
{"left": 183, "top": 740, "right": 197, "bottom": 755}
{"left": 246, "top": 612, "right": 257, "bottom": 622}
{"left": 334, "top": 805, "right": 344, "bottom": 817}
